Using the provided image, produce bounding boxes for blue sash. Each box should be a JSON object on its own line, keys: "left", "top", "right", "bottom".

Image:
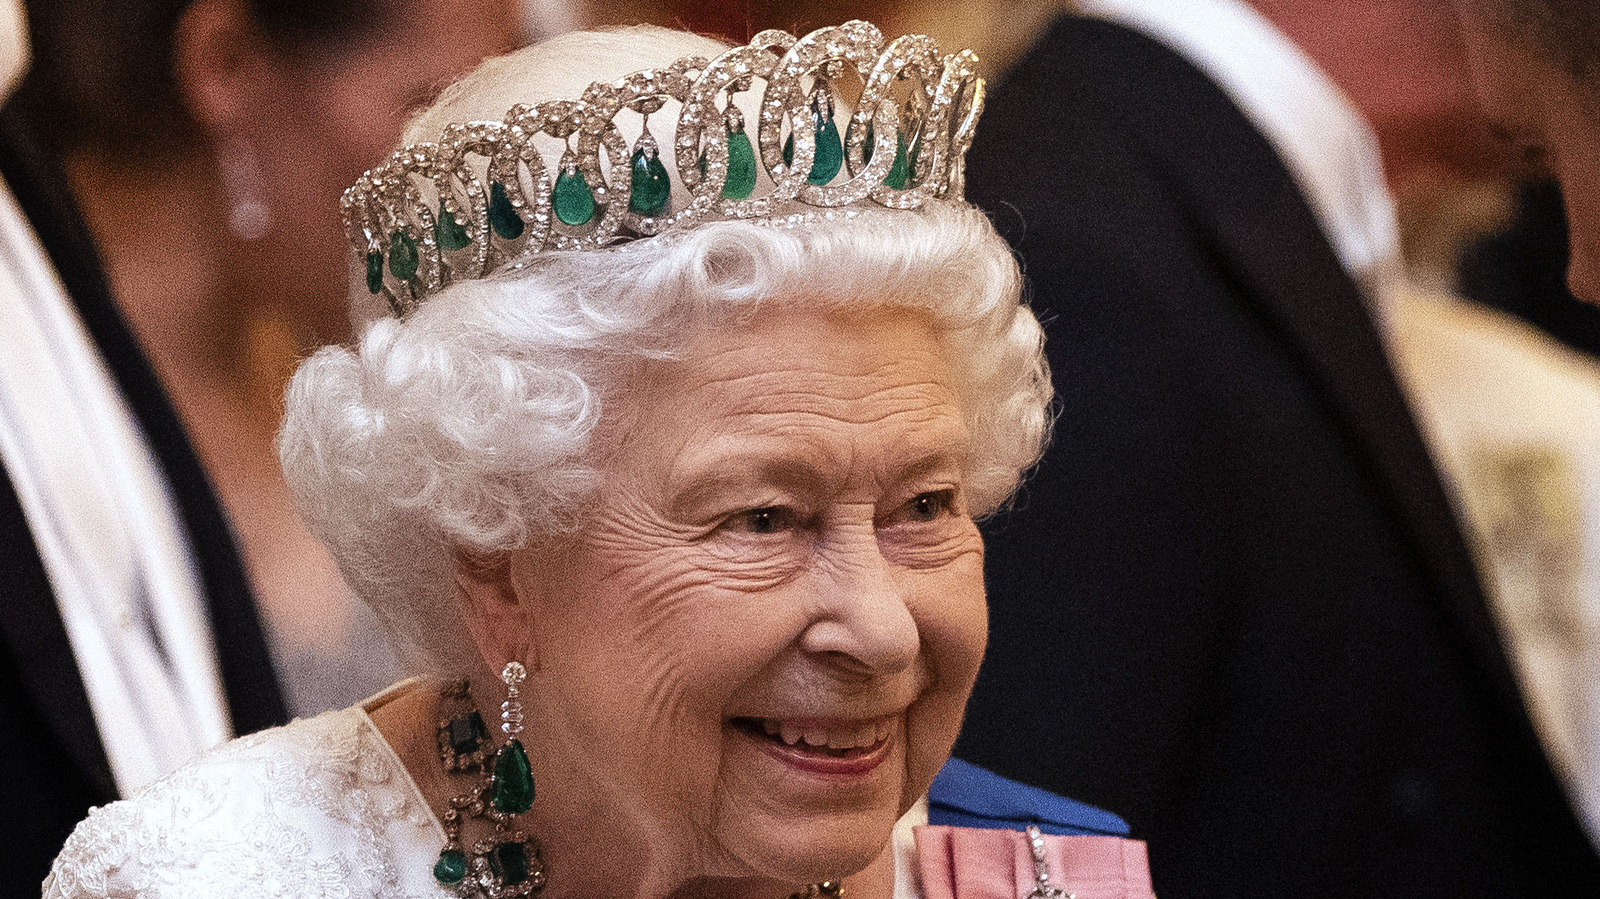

{"left": 927, "top": 758, "right": 1130, "bottom": 837}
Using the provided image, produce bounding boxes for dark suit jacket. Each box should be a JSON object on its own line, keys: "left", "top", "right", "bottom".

{"left": 955, "top": 16, "right": 1600, "bottom": 897}
{"left": 0, "top": 107, "right": 288, "bottom": 888}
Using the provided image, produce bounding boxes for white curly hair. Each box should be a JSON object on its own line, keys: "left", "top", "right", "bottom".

{"left": 278, "top": 26, "right": 1052, "bottom": 673}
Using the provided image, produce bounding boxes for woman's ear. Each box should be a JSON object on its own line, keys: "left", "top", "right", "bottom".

{"left": 172, "top": 0, "right": 266, "bottom": 134}
{"left": 452, "top": 546, "right": 537, "bottom": 672}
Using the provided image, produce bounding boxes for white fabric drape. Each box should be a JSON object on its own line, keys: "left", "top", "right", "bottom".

{"left": 0, "top": 157, "right": 230, "bottom": 795}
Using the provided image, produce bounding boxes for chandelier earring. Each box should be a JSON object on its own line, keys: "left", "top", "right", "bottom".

{"left": 431, "top": 664, "right": 544, "bottom": 897}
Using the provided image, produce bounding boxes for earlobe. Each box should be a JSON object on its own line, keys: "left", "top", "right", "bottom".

{"left": 172, "top": 0, "right": 264, "bottom": 132}
{"left": 452, "top": 546, "right": 538, "bottom": 673}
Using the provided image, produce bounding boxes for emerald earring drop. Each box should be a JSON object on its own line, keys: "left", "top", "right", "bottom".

{"left": 430, "top": 678, "right": 546, "bottom": 893}
{"left": 489, "top": 661, "right": 535, "bottom": 814}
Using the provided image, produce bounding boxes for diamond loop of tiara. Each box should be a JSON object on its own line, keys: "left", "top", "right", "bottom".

{"left": 341, "top": 20, "right": 985, "bottom": 317}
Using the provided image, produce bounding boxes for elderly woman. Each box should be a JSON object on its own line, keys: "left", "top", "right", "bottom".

{"left": 43, "top": 23, "right": 1152, "bottom": 899}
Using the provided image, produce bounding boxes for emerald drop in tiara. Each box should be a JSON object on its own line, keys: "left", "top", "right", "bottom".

{"left": 341, "top": 20, "right": 984, "bottom": 318}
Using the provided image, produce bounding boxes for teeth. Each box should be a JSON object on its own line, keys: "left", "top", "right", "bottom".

{"left": 755, "top": 718, "right": 892, "bottom": 750}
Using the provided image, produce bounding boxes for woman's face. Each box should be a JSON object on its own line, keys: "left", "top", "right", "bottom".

{"left": 490, "top": 305, "right": 987, "bottom": 889}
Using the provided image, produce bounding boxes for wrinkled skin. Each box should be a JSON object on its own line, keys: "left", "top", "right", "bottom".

{"left": 458, "top": 305, "right": 989, "bottom": 899}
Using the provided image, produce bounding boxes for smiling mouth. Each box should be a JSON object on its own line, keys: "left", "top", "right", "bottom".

{"left": 730, "top": 717, "right": 893, "bottom": 758}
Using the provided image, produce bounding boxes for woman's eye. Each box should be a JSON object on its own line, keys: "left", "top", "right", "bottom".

{"left": 724, "top": 506, "right": 793, "bottom": 535}
{"left": 903, "top": 490, "right": 954, "bottom": 523}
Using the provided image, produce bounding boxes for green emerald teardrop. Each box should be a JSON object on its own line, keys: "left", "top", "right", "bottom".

{"left": 387, "top": 230, "right": 418, "bottom": 281}
{"left": 489, "top": 182, "right": 525, "bottom": 240}
{"left": 553, "top": 168, "right": 596, "bottom": 226}
{"left": 782, "top": 105, "right": 844, "bottom": 185}
{"left": 488, "top": 842, "right": 531, "bottom": 886}
{"left": 628, "top": 147, "right": 670, "bottom": 216}
{"left": 723, "top": 130, "right": 757, "bottom": 200}
{"left": 490, "top": 738, "right": 535, "bottom": 814}
{"left": 810, "top": 113, "right": 843, "bottom": 185}
{"left": 433, "top": 848, "right": 467, "bottom": 885}
{"left": 365, "top": 249, "right": 383, "bottom": 294}
{"left": 435, "top": 201, "right": 470, "bottom": 252}
{"left": 883, "top": 129, "right": 911, "bottom": 190}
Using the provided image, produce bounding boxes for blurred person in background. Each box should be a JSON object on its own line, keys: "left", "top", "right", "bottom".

{"left": 12, "top": 0, "right": 522, "bottom": 716}
{"left": 1460, "top": 179, "right": 1600, "bottom": 359}
{"left": 0, "top": 0, "right": 286, "bottom": 885}
{"left": 925, "top": 0, "right": 1599, "bottom": 895}
{"left": 1252, "top": 0, "right": 1600, "bottom": 855}
{"left": 1438, "top": 0, "right": 1600, "bottom": 847}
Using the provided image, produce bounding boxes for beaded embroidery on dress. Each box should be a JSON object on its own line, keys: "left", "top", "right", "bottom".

{"left": 42, "top": 703, "right": 446, "bottom": 899}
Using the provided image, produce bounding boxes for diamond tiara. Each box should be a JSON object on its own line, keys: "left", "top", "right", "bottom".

{"left": 341, "top": 21, "right": 985, "bottom": 317}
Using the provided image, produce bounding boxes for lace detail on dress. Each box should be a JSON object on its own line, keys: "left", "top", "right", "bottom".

{"left": 42, "top": 705, "right": 447, "bottom": 899}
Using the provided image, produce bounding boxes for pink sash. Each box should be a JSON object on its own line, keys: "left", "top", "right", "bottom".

{"left": 914, "top": 826, "right": 1155, "bottom": 899}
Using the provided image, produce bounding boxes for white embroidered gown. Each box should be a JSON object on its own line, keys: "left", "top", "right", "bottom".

{"left": 43, "top": 705, "right": 449, "bottom": 899}
{"left": 42, "top": 687, "right": 928, "bottom": 899}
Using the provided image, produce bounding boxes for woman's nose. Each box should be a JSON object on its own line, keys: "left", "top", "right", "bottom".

{"left": 797, "top": 521, "right": 920, "bottom": 676}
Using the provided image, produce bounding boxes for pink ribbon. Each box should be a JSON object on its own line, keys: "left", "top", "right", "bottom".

{"left": 913, "top": 826, "right": 1155, "bottom": 899}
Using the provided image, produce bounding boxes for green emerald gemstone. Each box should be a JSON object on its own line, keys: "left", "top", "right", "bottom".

{"left": 435, "top": 201, "right": 470, "bottom": 252}
{"left": 723, "top": 130, "right": 757, "bottom": 200}
{"left": 553, "top": 167, "right": 596, "bottom": 226}
{"left": 365, "top": 249, "right": 383, "bottom": 295}
{"left": 488, "top": 841, "right": 531, "bottom": 886}
{"left": 387, "top": 230, "right": 418, "bottom": 281}
{"left": 857, "top": 119, "right": 876, "bottom": 165}
{"left": 433, "top": 848, "right": 467, "bottom": 885}
{"left": 883, "top": 129, "right": 911, "bottom": 190}
{"left": 446, "top": 711, "right": 489, "bottom": 758}
{"left": 628, "top": 147, "right": 670, "bottom": 216}
{"left": 490, "top": 738, "right": 535, "bottom": 814}
{"left": 810, "top": 113, "right": 843, "bottom": 185}
{"left": 782, "top": 105, "right": 844, "bottom": 186}
{"left": 488, "top": 182, "right": 525, "bottom": 240}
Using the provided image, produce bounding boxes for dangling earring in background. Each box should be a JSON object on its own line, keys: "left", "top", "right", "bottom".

{"left": 218, "top": 136, "right": 271, "bottom": 241}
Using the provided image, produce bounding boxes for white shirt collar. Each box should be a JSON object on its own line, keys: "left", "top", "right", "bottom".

{"left": 1073, "top": 0, "right": 1406, "bottom": 321}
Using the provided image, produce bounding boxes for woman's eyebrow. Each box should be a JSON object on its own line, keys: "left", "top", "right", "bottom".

{"left": 665, "top": 452, "right": 836, "bottom": 516}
